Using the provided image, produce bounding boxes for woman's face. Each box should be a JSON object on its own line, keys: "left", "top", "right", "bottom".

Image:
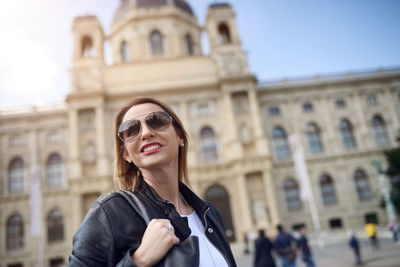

{"left": 121, "top": 103, "right": 183, "bottom": 171}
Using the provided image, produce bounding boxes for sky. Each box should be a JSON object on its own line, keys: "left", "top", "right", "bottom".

{"left": 0, "top": 0, "right": 399, "bottom": 108}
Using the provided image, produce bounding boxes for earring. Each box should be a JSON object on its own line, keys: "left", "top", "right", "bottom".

{"left": 180, "top": 143, "right": 185, "bottom": 147}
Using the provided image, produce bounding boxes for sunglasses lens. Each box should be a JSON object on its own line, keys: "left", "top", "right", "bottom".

{"left": 118, "top": 111, "right": 172, "bottom": 143}
{"left": 119, "top": 120, "right": 141, "bottom": 142}
{"left": 145, "top": 111, "right": 171, "bottom": 131}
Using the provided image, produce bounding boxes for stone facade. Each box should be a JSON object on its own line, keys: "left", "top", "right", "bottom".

{"left": 0, "top": 1, "right": 399, "bottom": 266}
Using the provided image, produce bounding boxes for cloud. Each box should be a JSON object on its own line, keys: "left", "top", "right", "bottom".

{"left": 0, "top": 27, "right": 63, "bottom": 107}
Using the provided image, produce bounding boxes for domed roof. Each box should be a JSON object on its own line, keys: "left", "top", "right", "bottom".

{"left": 113, "top": 0, "right": 195, "bottom": 23}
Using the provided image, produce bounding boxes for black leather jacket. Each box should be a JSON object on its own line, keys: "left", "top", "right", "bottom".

{"left": 69, "top": 181, "right": 237, "bottom": 267}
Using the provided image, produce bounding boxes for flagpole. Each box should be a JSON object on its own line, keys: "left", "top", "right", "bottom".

{"left": 289, "top": 135, "right": 324, "bottom": 248}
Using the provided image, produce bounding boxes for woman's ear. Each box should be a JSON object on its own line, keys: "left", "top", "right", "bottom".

{"left": 121, "top": 145, "right": 132, "bottom": 163}
{"left": 178, "top": 136, "right": 184, "bottom": 147}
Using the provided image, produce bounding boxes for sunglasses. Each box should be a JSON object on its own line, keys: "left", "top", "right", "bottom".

{"left": 118, "top": 111, "right": 173, "bottom": 143}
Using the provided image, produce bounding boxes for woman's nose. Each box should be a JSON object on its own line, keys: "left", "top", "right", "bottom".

{"left": 140, "top": 122, "right": 155, "bottom": 139}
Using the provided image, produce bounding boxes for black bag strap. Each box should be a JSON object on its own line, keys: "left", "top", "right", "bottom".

{"left": 116, "top": 190, "right": 151, "bottom": 225}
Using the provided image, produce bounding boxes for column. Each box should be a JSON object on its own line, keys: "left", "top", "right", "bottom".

{"left": 222, "top": 90, "right": 242, "bottom": 160}
{"left": 352, "top": 93, "right": 369, "bottom": 149}
{"left": 235, "top": 174, "right": 253, "bottom": 231}
{"left": 179, "top": 101, "right": 196, "bottom": 168}
{"left": 68, "top": 108, "right": 82, "bottom": 179}
{"left": 262, "top": 169, "right": 280, "bottom": 227}
{"left": 384, "top": 89, "right": 400, "bottom": 141}
{"left": 320, "top": 98, "right": 338, "bottom": 154}
{"left": 248, "top": 88, "right": 269, "bottom": 155}
{"left": 96, "top": 105, "right": 109, "bottom": 176}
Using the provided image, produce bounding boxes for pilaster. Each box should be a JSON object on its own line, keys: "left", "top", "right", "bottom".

{"left": 262, "top": 170, "right": 280, "bottom": 227}
{"left": 248, "top": 89, "right": 269, "bottom": 155}
{"left": 68, "top": 108, "right": 82, "bottom": 179}
{"left": 95, "top": 105, "right": 109, "bottom": 176}
{"left": 235, "top": 174, "right": 252, "bottom": 231}
{"left": 221, "top": 91, "right": 242, "bottom": 160}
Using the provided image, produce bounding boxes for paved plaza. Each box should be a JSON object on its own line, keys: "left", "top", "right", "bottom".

{"left": 233, "top": 237, "right": 400, "bottom": 267}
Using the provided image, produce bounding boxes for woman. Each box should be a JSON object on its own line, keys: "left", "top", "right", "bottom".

{"left": 69, "top": 97, "right": 236, "bottom": 267}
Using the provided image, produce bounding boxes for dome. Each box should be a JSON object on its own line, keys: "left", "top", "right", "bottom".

{"left": 113, "top": 0, "right": 195, "bottom": 23}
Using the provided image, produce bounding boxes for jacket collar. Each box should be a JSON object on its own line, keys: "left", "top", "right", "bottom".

{"left": 137, "top": 179, "right": 210, "bottom": 222}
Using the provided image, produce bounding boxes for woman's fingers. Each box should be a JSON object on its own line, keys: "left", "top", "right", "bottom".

{"left": 132, "top": 219, "right": 179, "bottom": 267}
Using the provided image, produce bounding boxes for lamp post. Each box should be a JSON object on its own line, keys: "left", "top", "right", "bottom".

{"left": 373, "top": 160, "right": 398, "bottom": 223}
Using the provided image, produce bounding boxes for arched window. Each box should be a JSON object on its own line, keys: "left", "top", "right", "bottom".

{"left": 217, "top": 23, "right": 231, "bottom": 45}
{"left": 205, "top": 185, "right": 235, "bottom": 241}
{"left": 283, "top": 179, "right": 302, "bottom": 211}
{"left": 272, "top": 127, "right": 290, "bottom": 159}
{"left": 9, "top": 158, "right": 24, "bottom": 193}
{"left": 372, "top": 115, "right": 389, "bottom": 146}
{"left": 339, "top": 119, "right": 356, "bottom": 149}
{"left": 306, "top": 122, "right": 323, "bottom": 154}
{"left": 47, "top": 209, "right": 64, "bottom": 242}
{"left": 184, "top": 34, "right": 194, "bottom": 55}
{"left": 319, "top": 174, "right": 337, "bottom": 206}
{"left": 46, "top": 153, "right": 63, "bottom": 188}
{"left": 150, "top": 30, "right": 164, "bottom": 55}
{"left": 200, "top": 127, "right": 218, "bottom": 162}
{"left": 354, "top": 169, "right": 372, "bottom": 201}
{"left": 81, "top": 35, "right": 95, "bottom": 58}
{"left": 120, "top": 40, "right": 130, "bottom": 63}
{"left": 7, "top": 214, "right": 24, "bottom": 250}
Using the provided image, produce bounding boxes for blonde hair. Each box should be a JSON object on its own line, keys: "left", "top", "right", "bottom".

{"left": 113, "top": 97, "right": 189, "bottom": 190}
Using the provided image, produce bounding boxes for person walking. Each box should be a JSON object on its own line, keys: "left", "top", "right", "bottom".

{"left": 388, "top": 221, "right": 399, "bottom": 244}
{"left": 274, "top": 224, "right": 297, "bottom": 267}
{"left": 349, "top": 233, "right": 362, "bottom": 265}
{"left": 254, "top": 229, "right": 276, "bottom": 267}
{"left": 364, "top": 222, "right": 380, "bottom": 249}
{"left": 297, "top": 227, "right": 316, "bottom": 267}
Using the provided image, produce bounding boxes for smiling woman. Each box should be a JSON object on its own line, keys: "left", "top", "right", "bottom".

{"left": 70, "top": 97, "right": 237, "bottom": 267}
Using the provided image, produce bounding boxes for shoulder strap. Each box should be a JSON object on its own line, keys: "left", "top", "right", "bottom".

{"left": 115, "top": 190, "right": 151, "bottom": 225}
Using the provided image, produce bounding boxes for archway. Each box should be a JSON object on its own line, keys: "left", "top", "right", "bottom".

{"left": 205, "top": 184, "right": 235, "bottom": 242}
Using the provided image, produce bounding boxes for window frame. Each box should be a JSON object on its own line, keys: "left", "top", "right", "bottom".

{"left": 319, "top": 174, "right": 337, "bottom": 206}
{"left": 283, "top": 179, "right": 302, "bottom": 211}
{"left": 272, "top": 127, "right": 290, "bottom": 159}
{"left": 7, "top": 214, "right": 24, "bottom": 250}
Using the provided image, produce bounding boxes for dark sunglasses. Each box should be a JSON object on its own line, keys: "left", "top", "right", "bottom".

{"left": 118, "top": 111, "right": 173, "bottom": 143}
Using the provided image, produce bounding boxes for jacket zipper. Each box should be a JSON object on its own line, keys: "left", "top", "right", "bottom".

{"left": 202, "top": 207, "right": 232, "bottom": 267}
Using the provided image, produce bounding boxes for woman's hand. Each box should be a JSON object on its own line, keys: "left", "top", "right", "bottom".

{"left": 132, "top": 219, "right": 180, "bottom": 267}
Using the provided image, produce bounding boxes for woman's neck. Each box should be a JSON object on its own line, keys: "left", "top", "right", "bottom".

{"left": 140, "top": 166, "right": 192, "bottom": 215}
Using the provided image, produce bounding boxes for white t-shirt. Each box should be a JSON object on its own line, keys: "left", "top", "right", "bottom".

{"left": 181, "top": 211, "right": 230, "bottom": 267}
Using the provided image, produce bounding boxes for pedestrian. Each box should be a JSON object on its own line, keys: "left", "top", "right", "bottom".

{"left": 297, "top": 227, "right": 316, "bottom": 267}
{"left": 274, "top": 224, "right": 297, "bottom": 267}
{"left": 69, "top": 97, "right": 236, "bottom": 266}
{"left": 348, "top": 233, "right": 362, "bottom": 265}
{"left": 388, "top": 221, "right": 399, "bottom": 244}
{"left": 254, "top": 229, "right": 276, "bottom": 267}
{"left": 364, "top": 222, "right": 380, "bottom": 249}
{"left": 243, "top": 232, "right": 251, "bottom": 254}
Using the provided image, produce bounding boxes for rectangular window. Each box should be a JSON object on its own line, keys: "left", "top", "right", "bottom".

{"left": 335, "top": 98, "right": 346, "bottom": 108}
{"left": 232, "top": 92, "right": 249, "bottom": 115}
{"left": 366, "top": 94, "right": 378, "bottom": 105}
{"left": 197, "top": 103, "right": 209, "bottom": 116}
{"left": 50, "top": 258, "right": 65, "bottom": 267}
{"left": 268, "top": 107, "right": 280, "bottom": 116}
{"left": 302, "top": 102, "right": 313, "bottom": 112}
{"left": 329, "top": 218, "right": 343, "bottom": 229}
{"left": 9, "top": 135, "right": 24, "bottom": 146}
